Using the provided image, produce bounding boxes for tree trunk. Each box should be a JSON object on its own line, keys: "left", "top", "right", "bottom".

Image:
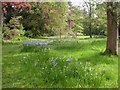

{"left": 60, "top": 29, "right": 62, "bottom": 39}
{"left": 105, "top": 2, "right": 118, "bottom": 55}
{"left": 118, "top": 20, "right": 120, "bottom": 39}
{"left": 89, "top": 2, "right": 92, "bottom": 38}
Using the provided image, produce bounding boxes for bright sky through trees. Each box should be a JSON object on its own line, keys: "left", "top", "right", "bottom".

{"left": 70, "top": 0, "right": 82, "bottom": 6}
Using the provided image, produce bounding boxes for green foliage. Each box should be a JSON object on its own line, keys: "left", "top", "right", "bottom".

{"left": 66, "top": 2, "right": 107, "bottom": 37}
{"left": 94, "top": 3, "right": 107, "bottom": 35}
{"left": 2, "top": 24, "right": 10, "bottom": 34}
{"left": 42, "top": 2, "right": 68, "bottom": 37}
{"left": 2, "top": 24, "right": 11, "bottom": 39}
{"left": 9, "top": 16, "right": 22, "bottom": 30}
{"left": 3, "top": 16, "right": 25, "bottom": 40}
{"left": 21, "top": 2, "right": 45, "bottom": 37}
{"left": 71, "top": 7, "right": 84, "bottom": 35}
{"left": 21, "top": 2, "right": 68, "bottom": 37}
{"left": 24, "top": 30, "right": 33, "bottom": 38}
{"left": 15, "top": 36, "right": 29, "bottom": 41}
{"left": 2, "top": 2, "right": 108, "bottom": 38}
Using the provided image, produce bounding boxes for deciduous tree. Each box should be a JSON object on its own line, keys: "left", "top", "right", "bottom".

{"left": 2, "top": 2, "right": 31, "bottom": 23}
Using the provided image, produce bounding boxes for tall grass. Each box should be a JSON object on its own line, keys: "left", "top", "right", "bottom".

{"left": 2, "top": 38, "right": 118, "bottom": 88}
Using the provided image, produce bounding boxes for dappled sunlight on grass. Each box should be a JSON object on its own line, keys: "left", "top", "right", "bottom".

{"left": 3, "top": 53, "right": 31, "bottom": 58}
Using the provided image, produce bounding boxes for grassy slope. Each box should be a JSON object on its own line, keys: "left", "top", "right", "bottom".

{"left": 2, "top": 38, "right": 118, "bottom": 88}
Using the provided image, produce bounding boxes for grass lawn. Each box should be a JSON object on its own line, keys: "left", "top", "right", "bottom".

{"left": 2, "top": 37, "right": 118, "bottom": 88}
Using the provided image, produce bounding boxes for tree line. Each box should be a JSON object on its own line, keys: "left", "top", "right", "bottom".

{"left": 1, "top": 1, "right": 120, "bottom": 55}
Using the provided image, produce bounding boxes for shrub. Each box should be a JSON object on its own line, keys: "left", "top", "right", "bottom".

{"left": 2, "top": 24, "right": 10, "bottom": 33}
{"left": 3, "top": 16, "right": 25, "bottom": 40}
{"left": 2, "top": 24, "right": 11, "bottom": 39}
{"left": 24, "top": 30, "right": 33, "bottom": 38}
{"left": 15, "top": 36, "right": 29, "bottom": 41}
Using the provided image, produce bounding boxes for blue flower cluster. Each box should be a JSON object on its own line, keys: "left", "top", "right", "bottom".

{"left": 23, "top": 40, "right": 53, "bottom": 46}
{"left": 66, "top": 57, "right": 73, "bottom": 62}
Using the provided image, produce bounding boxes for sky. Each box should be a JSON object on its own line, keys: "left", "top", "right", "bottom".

{"left": 70, "top": 0, "right": 83, "bottom": 6}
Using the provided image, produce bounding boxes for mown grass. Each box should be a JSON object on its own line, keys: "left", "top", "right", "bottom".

{"left": 2, "top": 38, "right": 118, "bottom": 88}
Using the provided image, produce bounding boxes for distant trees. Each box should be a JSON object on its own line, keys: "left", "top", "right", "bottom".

{"left": 68, "top": 1, "right": 107, "bottom": 37}
{"left": 24, "top": 2, "right": 68, "bottom": 37}
{"left": 2, "top": 1, "right": 108, "bottom": 39}
{"left": 71, "top": 6, "right": 84, "bottom": 36}
{"left": 41, "top": 2, "right": 68, "bottom": 38}
{"left": 2, "top": 2, "right": 68, "bottom": 38}
{"left": 2, "top": 2, "right": 31, "bottom": 39}
{"left": 84, "top": 1, "right": 92, "bottom": 38}
{"left": 82, "top": 1, "right": 106, "bottom": 37}
{"left": 67, "top": 2, "right": 74, "bottom": 36}
{"left": 21, "top": 2, "right": 45, "bottom": 37}
{"left": 93, "top": 3, "right": 107, "bottom": 36}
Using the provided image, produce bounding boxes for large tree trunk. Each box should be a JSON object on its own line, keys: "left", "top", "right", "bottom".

{"left": 105, "top": 2, "right": 118, "bottom": 55}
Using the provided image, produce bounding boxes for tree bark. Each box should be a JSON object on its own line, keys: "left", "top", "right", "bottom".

{"left": 60, "top": 29, "right": 62, "bottom": 39}
{"left": 105, "top": 2, "right": 118, "bottom": 55}
{"left": 89, "top": 2, "right": 92, "bottom": 38}
{"left": 118, "top": 20, "right": 120, "bottom": 39}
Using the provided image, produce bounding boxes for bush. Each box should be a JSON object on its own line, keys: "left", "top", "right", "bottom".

{"left": 2, "top": 24, "right": 9, "bottom": 33}
{"left": 3, "top": 31, "right": 12, "bottom": 40}
{"left": 24, "top": 30, "right": 33, "bottom": 38}
{"left": 15, "top": 36, "right": 29, "bottom": 41}
{"left": 3, "top": 16, "right": 25, "bottom": 40}
{"left": 2, "top": 24, "right": 10, "bottom": 39}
